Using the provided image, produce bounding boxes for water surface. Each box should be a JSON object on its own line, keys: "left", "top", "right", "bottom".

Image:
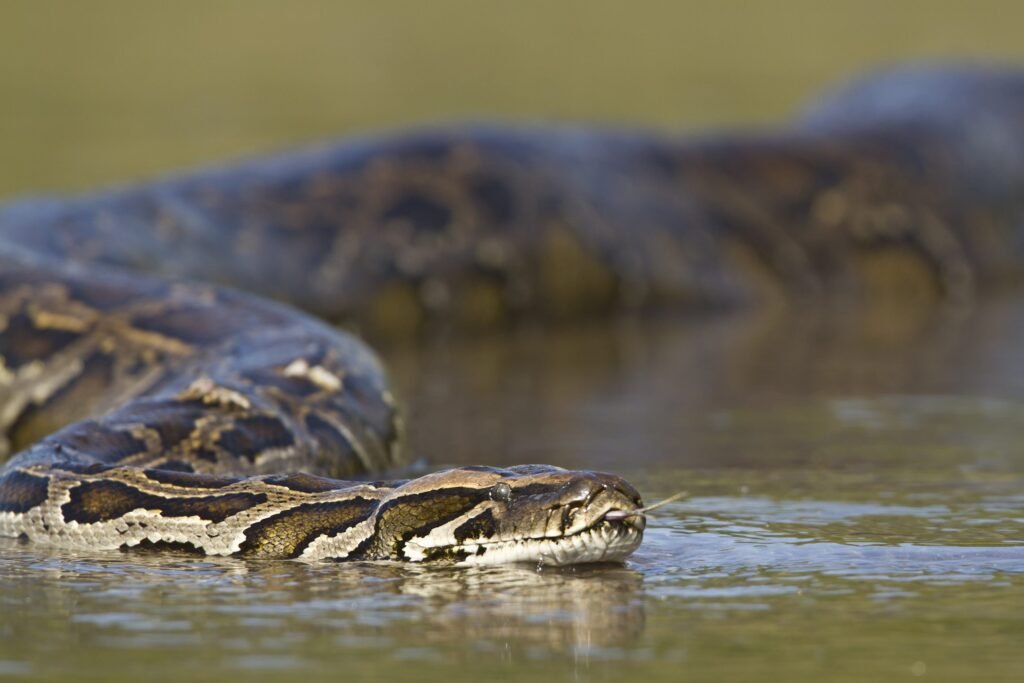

{"left": 3, "top": 303, "right": 1023, "bottom": 682}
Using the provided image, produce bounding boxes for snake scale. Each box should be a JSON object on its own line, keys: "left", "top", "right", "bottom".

{"left": 1, "top": 65, "right": 1023, "bottom": 565}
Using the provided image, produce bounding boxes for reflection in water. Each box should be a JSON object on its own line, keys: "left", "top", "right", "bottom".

{"left": 388, "top": 297, "right": 1024, "bottom": 471}
{"left": 0, "top": 543, "right": 645, "bottom": 678}
{"left": 394, "top": 564, "right": 645, "bottom": 650}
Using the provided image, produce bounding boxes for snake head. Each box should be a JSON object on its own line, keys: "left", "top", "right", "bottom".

{"left": 368, "top": 465, "right": 645, "bottom": 565}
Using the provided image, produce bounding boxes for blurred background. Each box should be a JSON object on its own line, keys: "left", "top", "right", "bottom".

{"left": 2, "top": 0, "right": 1023, "bottom": 197}
{"left": 3, "top": 6, "right": 1024, "bottom": 682}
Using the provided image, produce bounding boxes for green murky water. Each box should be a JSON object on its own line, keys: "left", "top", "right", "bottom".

{"left": 3, "top": 3, "right": 1024, "bottom": 682}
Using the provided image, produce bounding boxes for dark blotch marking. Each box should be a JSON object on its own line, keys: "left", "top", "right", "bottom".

{"left": 57, "top": 461, "right": 117, "bottom": 476}
{"left": 216, "top": 416, "right": 295, "bottom": 462}
{"left": 62, "top": 480, "right": 265, "bottom": 524}
{"left": 117, "top": 400, "right": 206, "bottom": 450}
{"left": 453, "top": 509, "right": 497, "bottom": 543}
{"left": 65, "top": 277, "right": 167, "bottom": 311}
{"left": 334, "top": 373, "right": 398, "bottom": 447}
{"left": 133, "top": 304, "right": 240, "bottom": 346}
{"left": 58, "top": 423, "right": 146, "bottom": 463}
{"left": 0, "top": 470, "right": 50, "bottom": 513}
{"left": 151, "top": 460, "right": 195, "bottom": 473}
{"left": 0, "top": 310, "right": 81, "bottom": 368}
{"left": 264, "top": 472, "right": 349, "bottom": 494}
{"left": 304, "top": 413, "right": 355, "bottom": 458}
{"left": 143, "top": 469, "right": 240, "bottom": 489}
{"left": 238, "top": 497, "right": 377, "bottom": 558}
{"left": 509, "top": 482, "right": 561, "bottom": 499}
{"left": 242, "top": 369, "right": 321, "bottom": 398}
{"left": 382, "top": 193, "right": 451, "bottom": 233}
{"left": 193, "top": 447, "right": 219, "bottom": 463}
{"left": 341, "top": 372, "right": 381, "bottom": 407}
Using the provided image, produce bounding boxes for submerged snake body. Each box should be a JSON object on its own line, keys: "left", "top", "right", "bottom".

{"left": 1, "top": 65, "right": 1024, "bottom": 563}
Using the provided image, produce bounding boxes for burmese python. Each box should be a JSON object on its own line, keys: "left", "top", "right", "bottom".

{"left": 0, "top": 65, "right": 1023, "bottom": 565}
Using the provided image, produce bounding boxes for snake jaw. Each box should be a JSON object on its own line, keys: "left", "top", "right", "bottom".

{"left": 393, "top": 465, "right": 646, "bottom": 566}
{"left": 469, "top": 518, "right": 643, "bottom": 566}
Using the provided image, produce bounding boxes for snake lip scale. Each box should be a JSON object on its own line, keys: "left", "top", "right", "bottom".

{"left": 433, "top": 520, "right": 646, "bottom": 567}
{"left": 2, "top": 64, "right": 1024, "bottom": 565}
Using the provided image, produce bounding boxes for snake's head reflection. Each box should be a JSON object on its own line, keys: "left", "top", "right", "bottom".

{"left": 366, "top": 465, "right": 645, "bottom": 565}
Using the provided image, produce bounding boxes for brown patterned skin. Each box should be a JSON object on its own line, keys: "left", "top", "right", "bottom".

{"left": 3, "top": 65, "right": 1024, "bottom": 334}
{"left": 0, "top": 64, "right": 1023, "bottom": 561}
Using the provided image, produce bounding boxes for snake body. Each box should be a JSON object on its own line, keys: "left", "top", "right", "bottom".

{"left": 1, "top": 65, "right": 1023, "bottom": 564}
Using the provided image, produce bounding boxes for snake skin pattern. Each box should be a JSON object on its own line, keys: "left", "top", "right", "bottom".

{"left": 0, "top": 64, "right": 1023, "bottom": 564}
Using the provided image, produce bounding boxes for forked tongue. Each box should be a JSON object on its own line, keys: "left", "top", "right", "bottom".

{"left": 604, "top": 491, "right": 688, "bottom": 521}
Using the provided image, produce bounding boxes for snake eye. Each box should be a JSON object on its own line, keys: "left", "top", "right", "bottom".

{"left": 490, "top": 482, "right": 512, "bottom": 502}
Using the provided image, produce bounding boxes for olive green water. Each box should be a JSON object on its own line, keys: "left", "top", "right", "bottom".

{"left": 2, "top": 3, "right": 1024, "bottom": 682}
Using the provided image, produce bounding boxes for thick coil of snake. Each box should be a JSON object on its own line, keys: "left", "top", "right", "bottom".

{"left": 0, "top": 65, "right": 1023, "bottom": 565}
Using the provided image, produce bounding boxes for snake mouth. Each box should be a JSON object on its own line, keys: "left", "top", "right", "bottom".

{"left": 448, "top": 514, "right": 645, "bottom": 566}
